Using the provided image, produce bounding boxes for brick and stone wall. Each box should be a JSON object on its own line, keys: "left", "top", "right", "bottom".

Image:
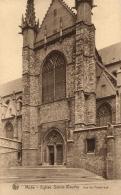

{"left": 0, "top": 91, "right": 22, "bottom": 140}
{"left": 114, "top": 125, "right": 121, "bottom": 179}
{"left": 68, "top": 127, "right": 107, "bottom": 177}
{"left": 0, "top": 137, "right": 21, "bottom": 167}
{"left": 66, "top": 124, "right": 121, "bottom": 179}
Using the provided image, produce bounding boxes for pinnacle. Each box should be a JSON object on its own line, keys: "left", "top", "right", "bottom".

{"left": 21, "top": 0, "right": 39, "bottom": 31}
{"left": 25, "top": 0, "right": 36, "bottom": 27}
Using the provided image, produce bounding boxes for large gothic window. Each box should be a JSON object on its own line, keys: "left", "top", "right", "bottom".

{"left": 5, "top": 122, "right": 14, "bottom": 139}
{"left": 97, "top": 103, "right": 112, "bottom": 126}
{"left": 42, "top": 51, "right": 66, "bottom": 104}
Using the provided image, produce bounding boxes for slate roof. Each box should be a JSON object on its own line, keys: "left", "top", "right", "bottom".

{"left": 0, "top": 78, "right": 22, "bottom": 97}
{"left": 99, "top": 42, "right": 121, "bottom": 65}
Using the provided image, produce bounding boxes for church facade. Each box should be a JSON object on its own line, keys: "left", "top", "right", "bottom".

{"left": 0, "top": 0, "right": 121, "bottom": 180}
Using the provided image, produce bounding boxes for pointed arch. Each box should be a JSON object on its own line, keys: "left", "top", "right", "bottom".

{"left": 96, "top": 103, "right": 112, "bottom": 126}
{"left": 42, "top": 128, "right": 65, "bottom": 165}
{"left": 44, "top": 129, "right": 64, "bottom": 145}
{"left": 42, "top": 50, "right": 66, "bottom": 103}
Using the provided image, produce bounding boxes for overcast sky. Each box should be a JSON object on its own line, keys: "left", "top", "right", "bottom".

{"left": 0, "top": 0, "right": 121, "bottom": 84}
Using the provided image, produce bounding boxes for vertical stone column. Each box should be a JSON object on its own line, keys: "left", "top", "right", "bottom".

{"left": 85, "top": 25, "right": 96, "bottom": 127}
{"left": 29, "top": 52, "right": 39, "bottom": 165}
{"left": 75, "top": 0, "right": 96, "bottom": 129}
{"left": 116, "top": 70, "right": 121, "bottom": 124}
{"left": 20, "top": 0, "right": 39, "bottom": 166}
{"left": 75, "top": 23, "right": 85, "bottom": 128}
{"left": 22, "top": 48, "right": 39, "bottom": 166}
{"left": 54, "top": 145, "right": 57, "bottom": 165}
{"left": 75, "top": 91, "right": 85, "bottom": 127}
{"left": 0, "top": 97, "right": 3, "bottom": 137}
{"left": 116, "top": 94, "right": 121, "bottom": 123}
{"left": 13, "top": 116, "right": 18, "bottom": 140}
{"left": 75, "top": 23, "right": 96, "bottom": 128}
{"left": 86, "top": 93, "right": 96, "bottom": 126}
{"left": 106, "top": 124, "right": 115, "bottom": 179}
{"left": 22, "top": 47, "right": 31, "bottom": 166}
{"left": 66, "top": 141, "right": 74, "bottom": 167}
{"left": 106, "top": 136, "right": 115, "bottom": 179}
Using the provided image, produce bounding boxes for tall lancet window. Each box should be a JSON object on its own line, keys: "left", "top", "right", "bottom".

{"left": 97, "top": 103, "right": 112, "bottom": 126}
{"left": 5, "top": 122, "right": 14, "bottom": 139}
{"left": 42, "top": 51, "right": 66, "bottom": 104}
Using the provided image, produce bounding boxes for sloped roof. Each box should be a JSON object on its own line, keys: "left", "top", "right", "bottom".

{"left": 0, "top": 78, "right": 22, "bottom": 97}
{"left": 99, "top": 42, "right": 121, "bottom": 65}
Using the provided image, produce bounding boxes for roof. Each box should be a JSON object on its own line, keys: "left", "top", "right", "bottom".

{"left": 0, "top": 78, "right": 22, "bottom": 97}
{"left": 99, "top": 42, "right": 121, "bottom": 65}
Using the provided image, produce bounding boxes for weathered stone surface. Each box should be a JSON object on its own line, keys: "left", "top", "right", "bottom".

{"left": 0, "top": 0, "right": 121, "bottom": 180}
{"left": 0, "top": 137, "right": 21, "bottom": 167}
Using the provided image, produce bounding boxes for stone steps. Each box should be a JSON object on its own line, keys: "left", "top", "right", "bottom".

{"left": 0, "top": 167, "right": 104, "bottom": 183}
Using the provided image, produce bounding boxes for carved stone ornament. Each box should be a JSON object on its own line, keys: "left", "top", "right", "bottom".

{"left": 45, "top": 130, "right": 63, "bottom": 145}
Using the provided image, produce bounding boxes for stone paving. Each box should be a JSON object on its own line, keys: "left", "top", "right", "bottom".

{"left": 0, "top": 167, "right": 104, "bottom": 183}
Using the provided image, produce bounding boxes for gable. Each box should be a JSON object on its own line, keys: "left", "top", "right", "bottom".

{"left": 36, "top": 0, "right": 75, "bottom": 42}
{"left": 96, "top": 71, "right": 116, "bottom": 99}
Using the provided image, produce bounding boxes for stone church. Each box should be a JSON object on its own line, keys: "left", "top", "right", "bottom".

{"left": 0, "top": 0, "right": 121, "bottom": 180}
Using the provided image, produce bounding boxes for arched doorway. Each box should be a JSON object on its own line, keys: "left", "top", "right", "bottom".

{"left": 43, "top": 130, "right": 64, "bottom": 166}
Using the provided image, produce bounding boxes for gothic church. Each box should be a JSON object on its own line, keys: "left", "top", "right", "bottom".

{"left": 0, "top": 0, "right": 121, "bottom": 180}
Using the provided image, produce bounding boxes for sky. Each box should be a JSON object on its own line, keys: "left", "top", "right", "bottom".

{"left": 0, "top": 0, "right": 121, "bottom": 84}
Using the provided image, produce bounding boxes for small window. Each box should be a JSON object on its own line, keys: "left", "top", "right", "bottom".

{"left": 112, "top": 70, "right": 117, "bottom": 77}
{"left": 86, "top": 138, "right": 96, "bottom": 153}
{"left": 18, "top": 151, "right": 21, "bottom": 160}
{"left": 18, "top": 151, "right": 22, "bottom": 161}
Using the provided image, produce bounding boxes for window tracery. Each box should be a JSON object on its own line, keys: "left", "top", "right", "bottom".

{"left": 97, "top": 103, "right": 112, "bottom": 126}
{"left": 45, "top": 130, "right": 63, "bottom": 145}
{"left": 42, "top": 51, "right": 66, "bottom": 103}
